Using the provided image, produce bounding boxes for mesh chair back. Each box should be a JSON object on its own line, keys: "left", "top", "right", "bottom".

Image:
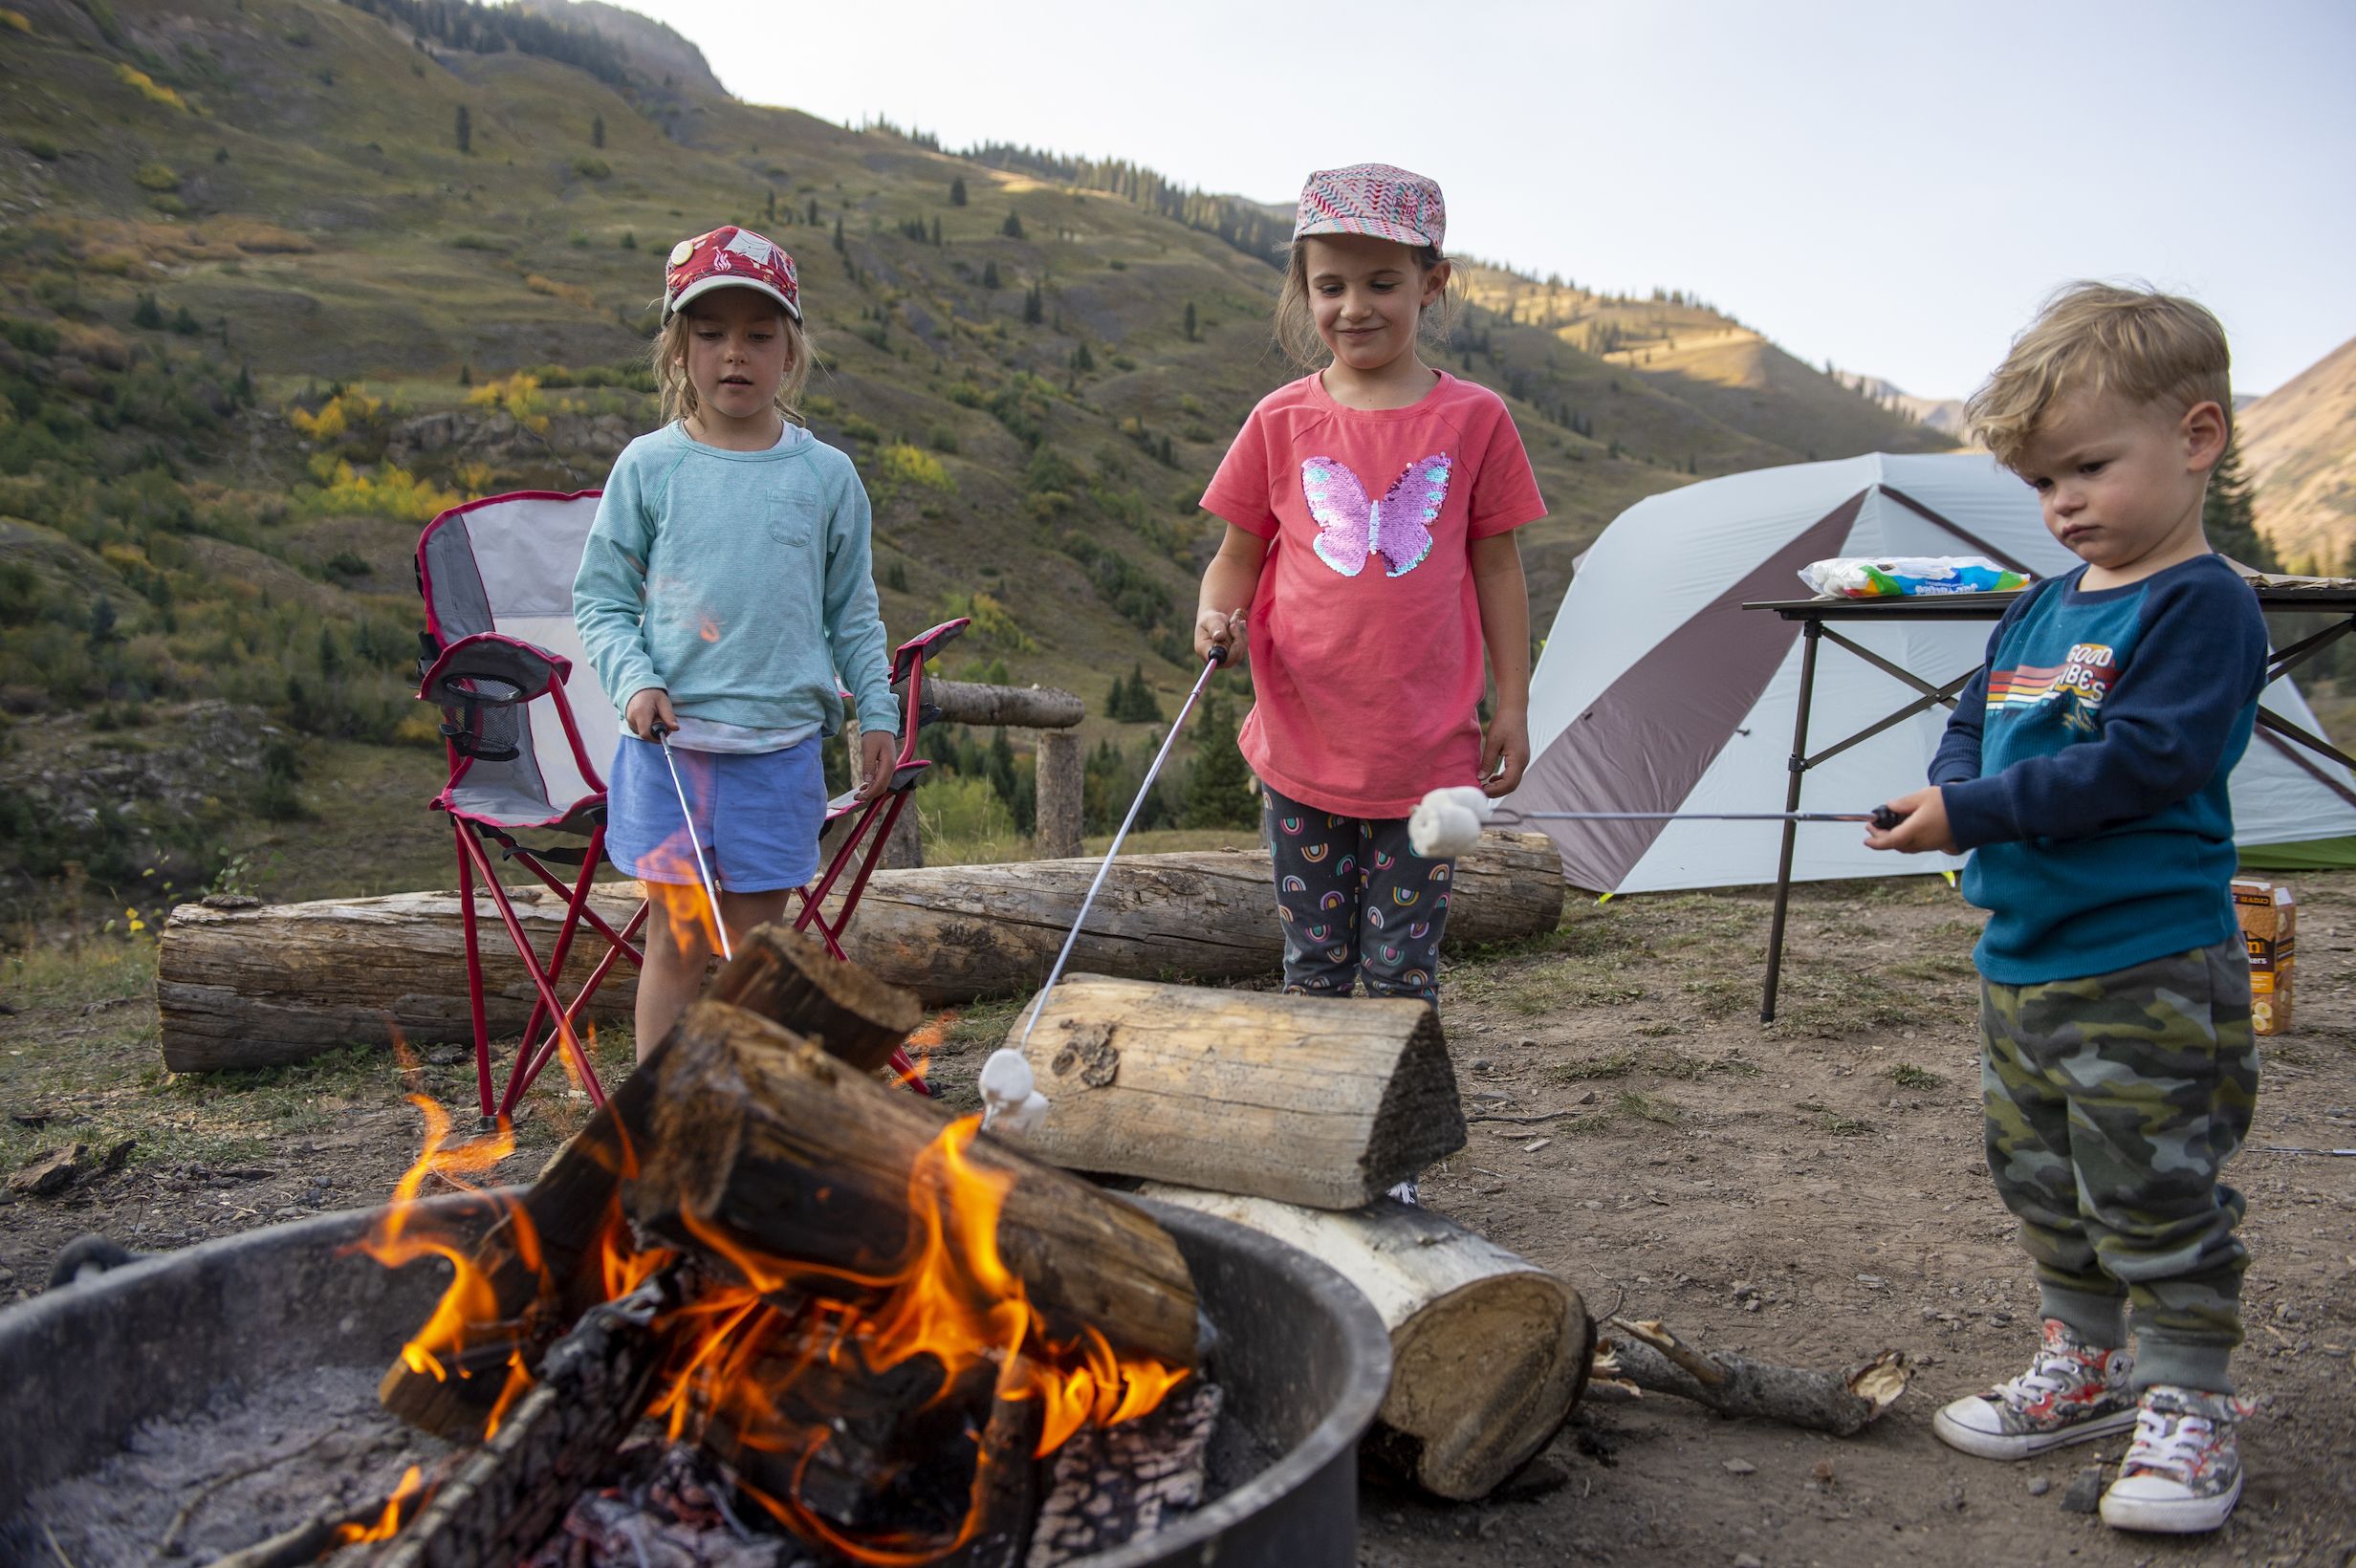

{"left": 418, "top": 490, "right": 617, "bottom": 829}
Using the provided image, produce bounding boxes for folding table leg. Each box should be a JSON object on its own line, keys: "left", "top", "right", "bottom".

{"left": 1761, "top": 619, "right": 1823, "bottom": 1023}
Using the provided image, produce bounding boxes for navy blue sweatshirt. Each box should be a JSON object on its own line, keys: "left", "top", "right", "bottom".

{"left": 1931, "top": 555, "right": 2267, "bottom": 983}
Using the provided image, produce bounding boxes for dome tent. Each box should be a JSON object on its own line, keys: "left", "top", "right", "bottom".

{"left": 1512, "top": 451, "right": 2356, "bottom": 894}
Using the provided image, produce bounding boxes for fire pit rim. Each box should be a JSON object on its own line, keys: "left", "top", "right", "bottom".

{"left": 0, "top": 1191, "right": 1391, "bottom": 1565}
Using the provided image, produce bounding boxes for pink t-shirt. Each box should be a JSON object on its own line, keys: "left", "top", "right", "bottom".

{"left": 1200, "top": 371, "right": 1546, "bottom": 817}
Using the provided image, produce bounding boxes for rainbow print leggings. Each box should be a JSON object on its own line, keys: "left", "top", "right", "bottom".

{"left": 1263, "top": 784, "right": 1458, "bottom": 1002}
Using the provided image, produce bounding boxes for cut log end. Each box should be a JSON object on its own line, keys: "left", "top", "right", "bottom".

{"left": 709, "top": 922, "right": 923, "bottom": 1073}
{"left": 1379, "top": 1273, "right": 1594, "bottom": 1500}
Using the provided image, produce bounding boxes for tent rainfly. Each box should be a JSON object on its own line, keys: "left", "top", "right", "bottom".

{"left": 1512, "top": 451, "right": 2356, "bottom": 895}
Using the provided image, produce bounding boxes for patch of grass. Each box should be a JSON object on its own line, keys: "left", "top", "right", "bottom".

{"left": 1682, "top": 974, "right": 1756, "bottom": 1018}
{"left": 1886, "top": 1063, "right": 1946, "bottom": 1090}
{"left": 1549, "top": 1049, "right": 1638, "bottom": 1082}
{"left": 1817, "top": 1113, "right": 1877, "bottom": 1137}
{"left": 1656, "top": 1050, "right": 1761, "bottom": 1081}
{"left": 1615, "top": 1090, "right": 1684, "bottom": 1125}
{"left": 1887, "top": 953, "right": 1976, "bottom": 982}
{"left": 1633, "top": 1019, "right": 1692, "bottom": 1037}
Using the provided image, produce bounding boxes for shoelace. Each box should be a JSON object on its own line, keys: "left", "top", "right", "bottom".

{"left": 1999, "top": 1344, "right": 2096, "bottom": 1401}
{"left": 2123, "top": 1405, "right": 2212, "bottom": 1479}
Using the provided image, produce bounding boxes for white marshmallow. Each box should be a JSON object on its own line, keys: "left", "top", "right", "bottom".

{"left": 979, "top": 1047, "right": 1048, "bottom": 1133}
{"left": 1407, "top": 785, "right": 1495, "bottom": 858}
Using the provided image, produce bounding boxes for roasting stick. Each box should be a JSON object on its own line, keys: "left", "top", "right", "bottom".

{"left": 1017, "top": 628, "right": 1238, "bottom": 1052}
{"left": 651, "top": 721, "right": 731, "bottom": 962}
{"left": 1409, "top": 784, "right": 1907, "bottom": 858}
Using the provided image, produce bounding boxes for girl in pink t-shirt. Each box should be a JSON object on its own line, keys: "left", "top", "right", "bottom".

{"left": 1196, "top": 163, "right": 1544, "bottom": 1002}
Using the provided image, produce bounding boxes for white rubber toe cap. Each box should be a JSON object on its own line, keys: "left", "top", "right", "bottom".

{"left": 2100, "top": 1470, "right": 2242, "bottom": 1535}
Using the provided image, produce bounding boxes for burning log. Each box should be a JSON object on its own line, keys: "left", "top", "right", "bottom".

{"left": 1599, "top": 1317, "right": 1911, "bottom": 1436}
{"left": 382, "top": 935, "right": 927, "bottom": 1442}
{"left": 157, "top": 836, "right": 1563, "bottom": 1071}
{"left": 1139, "top": 1187, "right": 1589, "bottom": 1502}
{"left": 1027, "top": 1381, "right": 1221, "bottom": 1566}
{"left": 624, "top": 1000, "right": 1201, "bottom": 1373}
{"left": 1007, "top": 978, "right": 1466, "bottom": 1209}
{"left": 708, "top": 923, "right": 923, "bottom": 1073}
{"left": 378, "top": 1274, "right": 677, "bottom": 1568}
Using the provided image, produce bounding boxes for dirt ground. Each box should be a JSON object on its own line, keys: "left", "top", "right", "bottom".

{"left": 2, "top": 874, "right": 2351, "bottom": 1567}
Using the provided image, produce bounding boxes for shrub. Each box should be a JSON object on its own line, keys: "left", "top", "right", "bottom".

{"left": 133, "top": 161, "right": 180, "bottom": 192}
{"left": 875, "top": 443, "right": 953, "bottom": 493}
{"left": 571, "top": 156, "right": 611, "bottom": 180}
{"left": 115, "top": 65, "right": 187, "bottom": 111}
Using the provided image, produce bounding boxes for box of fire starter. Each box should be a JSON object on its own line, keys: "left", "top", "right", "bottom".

{"left": 2232, "top": 878, "right": 2296, "bottom": 1035}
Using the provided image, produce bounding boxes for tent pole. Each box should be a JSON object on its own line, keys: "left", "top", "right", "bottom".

{"left": 1762, "top": 620, "right": 1822, "bottom": 1022}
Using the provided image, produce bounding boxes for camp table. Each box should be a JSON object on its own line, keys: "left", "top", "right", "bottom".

{"left": 1741, "top": 584, "right": 2356, "bottom": 1022}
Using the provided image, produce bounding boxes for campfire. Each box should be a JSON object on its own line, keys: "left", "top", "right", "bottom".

{"left": 300, "top": 926, "right": 1214, "bottom": 1567}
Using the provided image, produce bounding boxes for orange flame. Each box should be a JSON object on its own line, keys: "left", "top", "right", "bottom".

{"left": 366, "top": 1100, "right": 1183, "bottom": 1566}
{"left": 640, "top": 829, "right": 727, "bottom": 957}
{"left": 336, "top": 1464, "right": 426, "bottom": 1543}
{"left": 352, "top": 1096, "right": 532, "bottom": 1387}
{"left": 637, "top": 1116, "right": 1188, "bottom": 1562}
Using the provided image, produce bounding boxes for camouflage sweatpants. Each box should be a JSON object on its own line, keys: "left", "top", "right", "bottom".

{"left": 1979, "top": 936, "right": 2258, "bottom": 1393}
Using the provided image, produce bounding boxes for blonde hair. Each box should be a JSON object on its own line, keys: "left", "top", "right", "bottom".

{"left": 651, "top": 299, "right": 814, "bottom": 428}
{"left": 1273, "top": 239, "right": 1458, "bottom": 370}
{"left": 1966, "top": 281, "right": 2231, "bottom": 470}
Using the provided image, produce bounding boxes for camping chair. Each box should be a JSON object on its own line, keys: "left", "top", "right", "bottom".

{"left": 414, "top": 490, "right": 965, "bottom": 1125}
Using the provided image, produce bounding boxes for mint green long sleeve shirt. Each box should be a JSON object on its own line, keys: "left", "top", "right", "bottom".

{"left": 572, "top": 424, "right": 898, "bottom": 738}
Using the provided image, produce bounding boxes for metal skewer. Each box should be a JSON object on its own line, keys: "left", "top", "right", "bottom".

{"left": 652, "top": 722, "right": 731, "bottom": 962}
{"left": 1020, "top": 623, "right": 1238, "bottom": 1048}
{"left": 1500, "top": 808, "right": 1904, "bottom": 827}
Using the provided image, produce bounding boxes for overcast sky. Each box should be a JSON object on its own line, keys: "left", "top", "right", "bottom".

{"left": 622, "top": 0, "right": 2355, "bottom": 399}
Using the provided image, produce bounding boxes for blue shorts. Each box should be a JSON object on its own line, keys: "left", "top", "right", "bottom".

{"left": 605, "top": 735, "right": 826, "bottom": 893}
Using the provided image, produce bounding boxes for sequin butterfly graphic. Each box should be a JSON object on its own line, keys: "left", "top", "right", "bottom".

{"left": 1301, "top": 453, "right": 1451, "bottom": 577}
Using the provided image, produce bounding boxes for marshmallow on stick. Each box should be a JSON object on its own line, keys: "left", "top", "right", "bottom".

{"left": 977, "top": 1046, "right": 1050, "bottom": 1136}
{"left": 1407, "top": 785, "right": 1496, "bottom": 858}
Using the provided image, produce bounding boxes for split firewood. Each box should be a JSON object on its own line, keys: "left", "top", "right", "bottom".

{"left": 1026, "top": 1381, "right": 1222, "bottom": 1566}
{"left": 624, "top": 1000, "right": 1201, "bottom": 1370}
{"left": 708, "top": 923, "right": 922, "bottom": 1073}
{"left": 1139, "top": 1186, "right": 1588, "bottom": 1501}
{"left": 381, "top": 944, "right": 925, "bottom": 1440}
{"left": 1599, "top": 1316, "right": 1911, "bottom": 1435}
{"left": 1007, "top": 977, "right": 1466, "bottom": 1210}
{"left": 157, "top": 836, "right": 1562, "bottom": 1070}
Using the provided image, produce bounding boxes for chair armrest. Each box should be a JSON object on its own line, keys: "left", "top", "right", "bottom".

{"left": 419, "top": 634, "right": 574, "bottom": 764}
{"left": 888, "top": 618, "right": 970, "bottom": 686}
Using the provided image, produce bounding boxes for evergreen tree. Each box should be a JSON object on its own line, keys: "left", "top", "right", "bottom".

{"left": 2203, "top": 443, "right": 2277, "bottom": 571}
{"left": 591, "top": 113, "right": 604, "bottom": 148}
{"left": 832, "top": 214, "right": 845, "bottom": 252}
{"left": 131, "top": 293, "right": 164, "bottom": 330}
{"left": 884, "top": 558, "right": 909, "bottom": 592}
{"left": 1001, "top": 209, "right": 1025, "bottom": 239}
{"left": 765, "top": 188, "right": 775, "bottom": 224}
{"left": 455, "top": 103, "right": 471, "bottom": 154}
{"left": 1072, "top": 340, "right": 1095, "bottom": 372}
{"left": 88, "top": 597, "right": 118, "bottom": 645}
{"left": 234, "top": 360, "right": 253, "bottom": 403}
{"left": 1180, "top": 694, "right": 1254, "bottom": 827}
{"left": 981, "top": 259, "right": 1001, "bottom": 290}
{"left": 930, "top": 215, "right": 942, "bottom": 245}
{"left": 806, "top": 195, "right": 820, "bottom": 225}
{"left": 1106, "top": 669, "right": 1130, "bottom": 716}
{"left": 1022, "top": 281, "right": 1044, "bottom": 325}
{"left": 949, "top": 176, "right": 968, "bottom": 207}
{"left": 170, "top": 305, "right": 202, "bottom": 336}
{"left": 459, "top": 360, "right": 471, "bottom": 386}
{"left": 1183, "top": 301, "right": 1196, "bottom": 341}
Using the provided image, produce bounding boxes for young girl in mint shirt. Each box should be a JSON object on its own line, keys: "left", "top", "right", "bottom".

{"left": 1195, "top": 164, "right": 1544, "bottom": 1004}
{"left": 575, "top": 228, "right": 898, "bottom": 1055}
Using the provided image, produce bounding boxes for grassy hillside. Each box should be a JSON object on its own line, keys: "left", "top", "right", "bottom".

{"left": 0, "top": 0, "right": 1949, "bottom": 927}
{"left": 2240, "top": 334, "right": 2356, "bottom": 574}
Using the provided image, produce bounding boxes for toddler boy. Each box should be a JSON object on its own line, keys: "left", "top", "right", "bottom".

{"left": 1866, "top": 282, "right": 2265, "bottom": 1535}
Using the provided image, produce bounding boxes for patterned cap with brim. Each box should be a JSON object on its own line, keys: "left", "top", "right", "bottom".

{"left": 1293, "top": 163, "right": 1446, "bottom": 251}
{"left": 664, "top": 226, "right": 800, "bottom": 321}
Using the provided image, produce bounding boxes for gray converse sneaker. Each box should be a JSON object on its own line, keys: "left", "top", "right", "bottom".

{"left": 2100, "top": 1384, "right": 2251, "bottom": 1535}
{"left": 1931, "top": 1317, "right": 2138, "bottom": 1460}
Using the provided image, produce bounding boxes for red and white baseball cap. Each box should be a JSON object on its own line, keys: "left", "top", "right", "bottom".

{"left": 663, "top": 226, "right": 800, "bottom": 322}
{"left": 1293, "top": 163, "right": 1447, "bottom": 251}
